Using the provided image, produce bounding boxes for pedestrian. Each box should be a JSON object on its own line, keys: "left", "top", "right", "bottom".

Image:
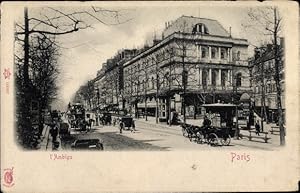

{"left": 131, "top": 120, "right": 136, "bottom": 132}
{"left": 255, "top": 120, "right": 260, "bottom": 136}
{"left": 113, "top": 117, "right": 116, "bottom": 126}
{"left": 233, "top": 116, "right": 237, "bottom": 128}
{"left": 170, "top": 111, "right": 174, "bottom": 125}
{"left": 119, "top": 121, "right": 124, "bottom": 134}
{"left": 50, "top": 122, "right": 59, "bottom": 142}
{"left": 202, "top": 115, "right": 211, "bottom": 129}
{"left": 132, "top": 120, "right": 136, "bottom": 131}
{"left": 95, "top": 114, "right": 99, "bottom": 126}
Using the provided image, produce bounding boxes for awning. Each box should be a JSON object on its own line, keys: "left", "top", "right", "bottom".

{"left": 202, "top": 103, "right": 242, "bottom": 111}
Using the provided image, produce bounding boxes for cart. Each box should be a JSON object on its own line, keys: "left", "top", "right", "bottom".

{"left": 119, "top": 116, "right": 134, "bottom": 130}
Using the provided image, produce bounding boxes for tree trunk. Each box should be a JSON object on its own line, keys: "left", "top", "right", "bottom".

{"left": 135, "top": 102, "right": 139, "bottom": 119}
{"left": 234, "top": 105, "right": 240, "bottom": 139}
{"left": 155, "top": 96, "right": 159, "bottom": 123}
{"left": 144, "top": 89, "right": 148, "bottom": 121}
{"left": 38, "top": 99, "right": 44, "bottom": 136}
{"left": 273, "top": 8, "right": 285, "bottom": 146}
{"left": 23, "top": 7, "right": 32, "bottom": 146}
{"left": 182, "top": 54, "right": 186, "bottom": 123}
{"left": 168, "top": 96, "right": 172, "bottom": 126}
{"left": 155, "top": 61, "right": 159, "bottom": 124}
{"left": 193, "top": 104, "right": 197, "bottom": 119}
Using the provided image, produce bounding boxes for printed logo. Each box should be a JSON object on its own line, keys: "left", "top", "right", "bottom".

{"left": 3, "top": 167, "right": 14, "bottom": 187}
{"left": 3, "top": 68, "right": 11, "bottom": 80}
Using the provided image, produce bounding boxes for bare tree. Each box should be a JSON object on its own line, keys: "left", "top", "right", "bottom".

{"left": 151, "top": 44, "right": 176, "bottom": 125}
{"left": 15, "top": 34, "right": 60, "bottom": 148}
{"left": 14, "top": 6, "right": 132, "bottom": 148}
{"left": 140, "top": 58, "right": 151, "bottom": 121}
{"left": 79, "top": 80, "right": 95, "bottom": 110}
{"left": 244, "top": 7, "right": 285, "bottom": 145}
{"left": 171, "top": 20, "right": 201, "bottom": 123}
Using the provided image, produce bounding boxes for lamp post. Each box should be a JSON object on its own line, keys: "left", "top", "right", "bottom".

{"left": 96, "top": 88, "right": 100, "bottom": 106}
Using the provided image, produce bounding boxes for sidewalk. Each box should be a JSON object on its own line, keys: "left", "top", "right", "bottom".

{"left": 136, "top": 116, "right": 203, "bottom": 128}
{"left": 39, "top": 124, "right": 62, "bottom": 151}
{"left": 136, "top": 116, "right": 281, "bottom": 149}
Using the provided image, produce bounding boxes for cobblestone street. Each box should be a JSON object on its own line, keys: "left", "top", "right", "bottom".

{"left": 39, "top": 117, "right": 281, "bottom": 151}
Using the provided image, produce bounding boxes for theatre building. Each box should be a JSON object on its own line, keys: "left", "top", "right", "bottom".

{"left": 122, "top": 15, "right": 251, "bottom": 121}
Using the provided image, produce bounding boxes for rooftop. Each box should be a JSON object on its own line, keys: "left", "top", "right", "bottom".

{"left": 163, "top": 15, "right": 230, "bottom": 37}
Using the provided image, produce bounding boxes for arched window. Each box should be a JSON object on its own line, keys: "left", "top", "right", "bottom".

{"left": 236, "top": 73, "right": 242, "bottom": 87}
{"left": 193, "top": 23, "right": 209, "bottom": 34}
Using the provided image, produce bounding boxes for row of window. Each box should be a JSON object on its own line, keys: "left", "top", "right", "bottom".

{"left": 124, "top": 70, "right": 242, "bottom": 93}
{"left": 255, "top": 83, "right": 277, "bottom": 94}
{"left": 199, "top": 46, "right": 234, "bottom": 60}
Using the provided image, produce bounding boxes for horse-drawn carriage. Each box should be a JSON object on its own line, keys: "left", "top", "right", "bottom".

{"left": 181, "top": 103, "right": 238, "bottom": 146}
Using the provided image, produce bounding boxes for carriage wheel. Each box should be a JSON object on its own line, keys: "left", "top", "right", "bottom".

{"left": 196, "top": 131, "right": 205, "bottom": 144}
{"left": 188, "top": 134, "right": 193, "bottom": 142}
{"left": 207, "top": 133, "right": 219, "bottom": 146}
{"left": 182, "top": 128, "right": 188, "bottom": 138}
{"left": 220, "top": 134, "right": 231, "bottom": 146}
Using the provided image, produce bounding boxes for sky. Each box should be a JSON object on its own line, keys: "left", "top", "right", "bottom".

{"left": 18, "top": 4, "right": 283, "bottom": 110}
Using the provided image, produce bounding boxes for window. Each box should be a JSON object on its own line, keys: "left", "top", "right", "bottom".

{"left": 221, "top": 48, "right": 227, "bottom": 59}
{"left": 211, "top": 47, "right": 217, "bottom": 59}
{"left": 267, "top": 98, "right": 271, "bottom": 107}
{"left": 193, "top": 23, "right": 209, "bottom": 34}
{"left": 237, "top": 51, "right": 241, "bottom": 60}
{"left": 202, "top": 70, "right": 208, "bottom": 88}
{"left": 221, "top": 70, "right": 227, "bottom": 87}
{"left": 212, "top": 69, "right": 217, "bottom": 86}
{"left": 201, "top": 47, "right": 207, "bottom": 58}
{"left": 236, "top": 73, "right": 242, "bottom": 87}
{"left": 273, "top": 84, "right": 276, "bottom": 92}
{"left": 182, "top": 70, "right": 188, "bottom": 86}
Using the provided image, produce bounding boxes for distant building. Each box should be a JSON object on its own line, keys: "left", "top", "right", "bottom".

{"left": 93, "top": 49, "right": 137, "bottom": 111}
{"left": 249, "top": 38, "right": 285, "bottom": 123}
{"left": 122, "top": 15, "right": 251, "bottom": 121}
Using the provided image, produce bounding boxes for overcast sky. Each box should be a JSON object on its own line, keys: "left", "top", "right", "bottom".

{"left": 19, "top": 4, "right": 284, "bottom": 110}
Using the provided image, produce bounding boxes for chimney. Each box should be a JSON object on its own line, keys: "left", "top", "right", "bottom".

{"left": 153, "top": 39, "right": 161, "bottom": 45}
{"left": 280, "top": 37, "right": 284, "bottom": 48}
{"left": 229, "top": 27, "right": 232, "bottom": 37}
{"left": 165, "top": 22, "right": 167, "bottom": 29}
